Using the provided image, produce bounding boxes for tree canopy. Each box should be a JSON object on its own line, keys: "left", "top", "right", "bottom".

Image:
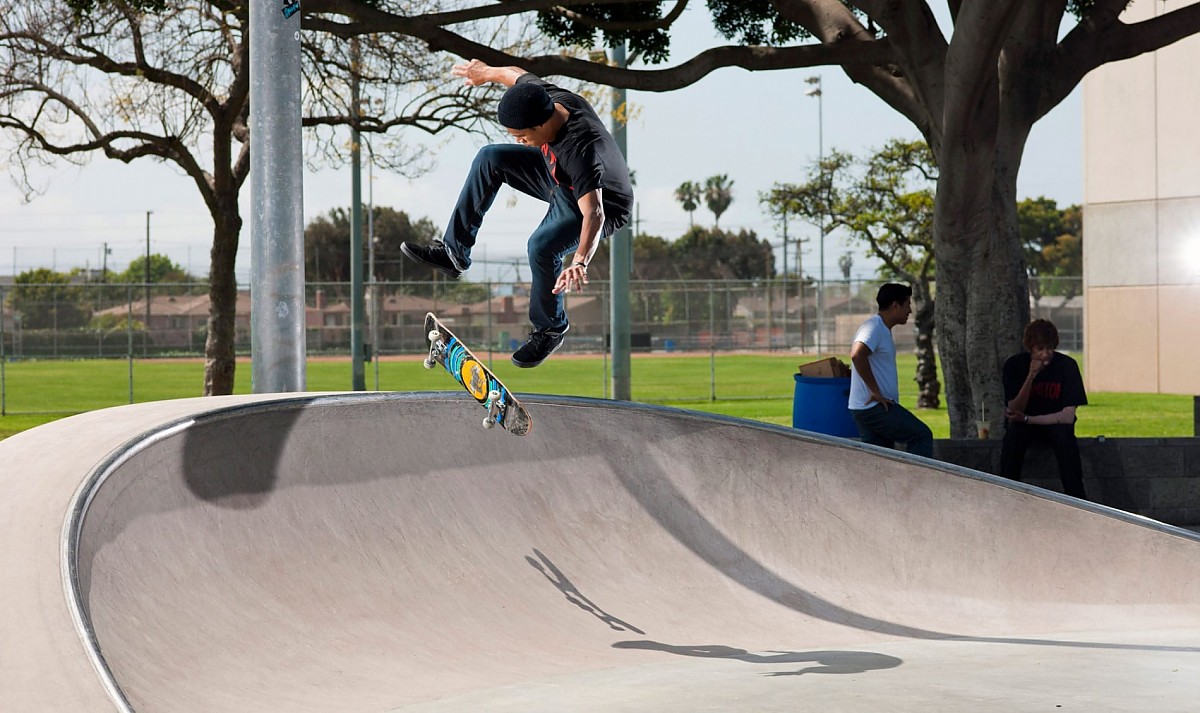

{"left": 287, "top": 0, "right": 1192, "bottom": 436}
{"left": 8, "top": 269, "right": 89, "bottom": 329}
{"left": 1017, "top": 197, "right": 1082, "bottom": 299}
{"left": 703, "top": 175, "right": 734, "bottom": 228}
{"left": 765, "top": 138, "right": 940, "bottom": 407}
{"left": 589, "top": 226, "right": 773, "bottom": 282}
{"left": 304, "top": 205, "right": 441, "bottom": 284}
{"left": 116, "top": 254, "right": 193, "bottom": 285}
{"left": 1, "top": 0, "right": 499, "bottom": 394}
{"left": 45, "top": 0, "right": 1200, "bottom": 433}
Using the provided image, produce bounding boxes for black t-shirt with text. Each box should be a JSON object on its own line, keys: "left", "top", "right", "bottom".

{"left": 1002, "top": 351, "right": 1087, "bottom": 417}
{"left": 516, "top": 74, "right": 634, "bottom": 236}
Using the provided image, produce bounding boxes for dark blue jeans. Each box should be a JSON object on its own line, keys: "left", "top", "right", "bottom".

{"left": 1000, "top": 422, "right": 1087, "bottom": 499}
{"left": 850, "top": 403, "right": 934, "bottom": 458}
{"left": 442, "top": 144, "right": 583, "bottom": 332}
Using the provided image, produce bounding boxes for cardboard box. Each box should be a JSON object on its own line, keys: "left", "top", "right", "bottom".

{"left": 797, "top": 356, "right": 851, "bottom": 378}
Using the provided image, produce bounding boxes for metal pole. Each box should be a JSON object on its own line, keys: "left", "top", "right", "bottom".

{"left": 127, "top": 286, "right": 134, "bottom": 404}
{"left": 781, "top": 212, "right": 788, "bottom": 349}
{"left": 609, "top": 41, "right": 632, "bottom": 400}
{"left": 250, "top": 0, "right": 306, "bottom": 393}
{"left": 818, "top": 84, "right": 824, "bottom": 354}
{"left": 708, "top": 282, "right": 716, "bottom": 402}
{"left": 350, "top": 38, "right": 366, "bottom": 391}
{"left": 368, "top": 142, "right": 379, "bottom": 390}
{"left": 144, "top": 211, "right": 151, "bottom": 356}
{"left": 602, "top": 286, "right": 610, "bottom": 399}
{"left": 1, "top": 287, "right": 6, "bottom": 416}
{"left": 808, "top": 76, "right": 826, "bottom": 354}
{"left": 765, "top": 278, "right": 772, "bottom": 350}
{"left": 486, "top": 280, "right": 493, "bottom": 369}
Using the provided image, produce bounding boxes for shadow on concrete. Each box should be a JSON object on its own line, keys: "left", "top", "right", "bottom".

{"left": 612, "top": 640, "right": 903, "bottom": 677}
{"left": 182, "top": 402, "right": 305, "bottom": 508}
{"left": 527, "top": 548, "right": 646, "bottom": 634}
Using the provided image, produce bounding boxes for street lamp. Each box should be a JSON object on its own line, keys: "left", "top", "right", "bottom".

{"left": 805, "top": 75, "right": 825, "bottom": 354}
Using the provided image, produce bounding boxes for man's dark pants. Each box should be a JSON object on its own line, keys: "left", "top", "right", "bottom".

{"left": 850, "top": 403, "right": 934, "bottom": 458}
{"left": 442, "top": 144, "right": 583, "bottom": 332}
{"left": 1000, "top": 422, "right": 1087, "bottom": 499}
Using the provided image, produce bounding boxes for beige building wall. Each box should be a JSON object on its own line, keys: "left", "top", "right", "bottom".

{"left": 1083, "top": 0, "right": 1200, "bottom": 394}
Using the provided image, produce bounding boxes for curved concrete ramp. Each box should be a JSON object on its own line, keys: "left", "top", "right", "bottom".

{"left": 3, "top": 392, "right": 1200, "bottom": 711}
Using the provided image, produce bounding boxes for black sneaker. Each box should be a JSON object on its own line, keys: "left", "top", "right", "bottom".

{"left": 400, "top": 240, "right": 464, "bottom": 278}
{"left": 511, "top": 325, "right": 569, "bottom": 368}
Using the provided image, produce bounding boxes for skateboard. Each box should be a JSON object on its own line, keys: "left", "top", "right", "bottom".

{"left": 423, "top": 312, "right": 533, "bottom": 436}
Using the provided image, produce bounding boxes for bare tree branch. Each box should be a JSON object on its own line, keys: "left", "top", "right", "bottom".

{"left": 0, "top": 0, "right": 506, "bottom": 394}
{"left": 551, "top": 0, "right": 689, "bottom": 33}
{"left": 414, "top": 0, "right": 649, "bottom": 28}
{"left": 1048, "top": 2, "right": 1200, "bottom": 118}
{"left": 307, "top": 15, "right": 893, "bottom": 92}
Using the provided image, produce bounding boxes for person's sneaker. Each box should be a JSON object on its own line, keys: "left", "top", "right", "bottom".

{"left": 400, "top": 240, "right": 464, "bottom": 278}
{"left": 511, "top": 325, "right": 569, "bottom": 368}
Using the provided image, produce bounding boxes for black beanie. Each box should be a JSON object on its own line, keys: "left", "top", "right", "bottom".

{"left": 497, "top": 82, "right": 555, "bottom": 129}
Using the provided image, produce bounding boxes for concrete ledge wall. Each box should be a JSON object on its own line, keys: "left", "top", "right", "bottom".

{"left": 936, "top": 438, "right": 1200, "bottom": 527}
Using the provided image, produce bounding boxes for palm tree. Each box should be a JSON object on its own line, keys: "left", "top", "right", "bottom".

{"left": 838, "top": 252, "right": 854, "bottom": 280}
{"left": 704, "top": 174, "right": 734, "bottom": 228}
{"left": 674, "top": 180, "right": 701, "bottom": 227}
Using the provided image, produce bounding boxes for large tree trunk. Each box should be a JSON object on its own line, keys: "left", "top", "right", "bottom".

{"left": 934, "top": 154, "right": 1028, "bottom": 437}
{"left": 204, "top": 202, "right": 243, "bottom": 396}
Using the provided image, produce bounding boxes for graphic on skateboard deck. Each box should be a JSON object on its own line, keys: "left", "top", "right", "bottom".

{"left": 423, "top": 312, "right": 533, "bottom": 436}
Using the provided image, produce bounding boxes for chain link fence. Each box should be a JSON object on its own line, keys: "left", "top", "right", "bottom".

{"left": 0, "top": 277, "right": 1081, "bottom": 412}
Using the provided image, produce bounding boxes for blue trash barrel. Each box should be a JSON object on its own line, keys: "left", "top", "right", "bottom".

{"left": 792, "top": 375, "right": 860, "bottom": 438}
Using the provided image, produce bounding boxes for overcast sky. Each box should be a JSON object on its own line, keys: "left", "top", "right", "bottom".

{"left": 0, "top": 6, "right": 1082, "bottom": 284}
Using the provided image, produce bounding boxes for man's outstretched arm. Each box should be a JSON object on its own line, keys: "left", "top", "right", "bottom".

{"left": 452, "top": 59, "right": 526, "bottom": 87}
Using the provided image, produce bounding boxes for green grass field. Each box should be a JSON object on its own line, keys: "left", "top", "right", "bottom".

{"left": 0, "top": 353, "right": 1193, "bottom": 441}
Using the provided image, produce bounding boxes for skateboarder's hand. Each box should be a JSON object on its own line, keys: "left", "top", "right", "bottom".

{"left": 452, "top": 59, "right": 491, "bottom": 86}
{"left": 553, "top": 264, "right": 589, "bottom": 295}
{"left": 869, "top": 390, "right": 892, "bottom": 411}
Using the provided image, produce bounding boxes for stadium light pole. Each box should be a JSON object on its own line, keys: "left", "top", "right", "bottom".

{"left": 805, "top": 75, "right": 824, "bottom": 354}
{"left": 367, "top": 139, "right": 379, "bottom": 391}
{"left": 144, "top": 211, "right": 152, "bottom": 337}
{"left": 349, "top": 38, "right": 366, "bottom": 391}
{"left": 249, "top": 0, "right": 306, "bottom": 392}
{"left": 610, "top": 41, "right": 632, "bottom": 401}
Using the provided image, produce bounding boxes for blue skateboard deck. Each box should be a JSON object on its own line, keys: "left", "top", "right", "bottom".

{"left": 423, "top": 312, "right": 533, "bottom": 436}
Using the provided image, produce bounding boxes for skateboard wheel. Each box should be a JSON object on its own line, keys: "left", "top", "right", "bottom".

{"left": 483, "top": 416, "right": 496, "bottom": 429}
{"left": 487, "top": 389, "right": 501, "bottom": 402}
{"left": 427, "top": 329, "right": 441, "bottom": 342}
{"left": 423, "top": 358, "right": 435, "bottom": 369}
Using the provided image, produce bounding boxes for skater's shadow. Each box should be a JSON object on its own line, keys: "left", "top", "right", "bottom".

{"left": 613, "top": 640, "right": 902, "bottom": 677}
{"left": 527, "top": 548, "right": 646, "bottom": 635}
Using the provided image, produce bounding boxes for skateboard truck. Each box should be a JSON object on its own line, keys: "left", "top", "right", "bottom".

{"left": 483, "top": 389, "right": 502, "bottom": 429}
{"left": 424, "top": 329, "right": 445, "bottom": 369}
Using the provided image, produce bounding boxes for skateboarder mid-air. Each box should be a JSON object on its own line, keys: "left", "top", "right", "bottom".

{"left": 400, "top": 59, "right": 634, "bottom": 368}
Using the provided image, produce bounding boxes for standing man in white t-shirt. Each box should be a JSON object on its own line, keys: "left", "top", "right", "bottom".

{"left": 847, "top": 283, "right": 934, "bottom": 457}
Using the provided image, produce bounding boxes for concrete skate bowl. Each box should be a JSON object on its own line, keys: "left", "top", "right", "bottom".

{"left": 3, "top": 392, "right": 1200, "bottom": 712}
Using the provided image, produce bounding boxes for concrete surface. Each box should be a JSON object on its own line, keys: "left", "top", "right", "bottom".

{"left": 2, "top": 392, "right": 1199, "bottom": 711}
